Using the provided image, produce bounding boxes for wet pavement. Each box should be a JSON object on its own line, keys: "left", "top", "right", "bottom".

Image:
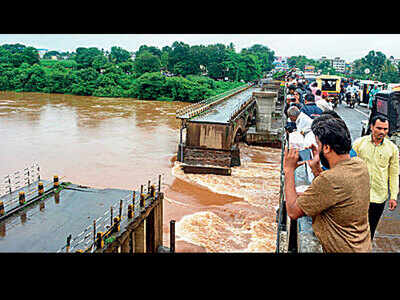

{"left": 191, "top": 87, "right": 258, "bottom": 124}
{"left": 0, "top": 182, "right": 133, "bottom": 252}
{"left": 373, "top": 201, "right": 400, "bottom": 252}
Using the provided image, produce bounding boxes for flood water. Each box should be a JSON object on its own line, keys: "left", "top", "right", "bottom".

{"left": 0, "top": 91, "right": 281, "bottom": 252}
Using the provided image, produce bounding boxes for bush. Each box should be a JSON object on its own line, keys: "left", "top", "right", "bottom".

{"left": 0, "top": 44, "right": 249, "bottom": 102}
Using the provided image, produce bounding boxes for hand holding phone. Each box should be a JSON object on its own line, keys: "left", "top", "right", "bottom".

{"left": 298, "top": 148, "right": 312, "bottom": 161}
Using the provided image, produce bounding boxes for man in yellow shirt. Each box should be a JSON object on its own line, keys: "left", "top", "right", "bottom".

{"left": 352, "top": 115, "right": 399, "bottom": 240}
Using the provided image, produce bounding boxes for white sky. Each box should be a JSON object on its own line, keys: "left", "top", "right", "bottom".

{"left": 0, "top": 34, "right": 399, "bottom": 63}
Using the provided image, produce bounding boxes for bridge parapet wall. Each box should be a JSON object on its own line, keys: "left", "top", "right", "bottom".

{"left": 176, "top": 84, "right": 254, "bottom": 120}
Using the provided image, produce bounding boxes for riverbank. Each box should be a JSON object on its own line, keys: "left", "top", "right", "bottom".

{"left": 0, "top": 63, "right": 248, "bottom": 103}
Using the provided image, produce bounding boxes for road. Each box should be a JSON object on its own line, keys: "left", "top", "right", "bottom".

{"left": 334, "top": 102, "right": 369, "bottom": 141}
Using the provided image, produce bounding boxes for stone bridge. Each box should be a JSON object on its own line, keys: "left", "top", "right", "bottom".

{"left": 176, "top": 80, "right": 283, "bottom": 175}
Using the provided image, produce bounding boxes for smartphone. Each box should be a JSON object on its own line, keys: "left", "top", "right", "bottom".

{"left": 298, "top": 148, "right": 312, "bottom": 161}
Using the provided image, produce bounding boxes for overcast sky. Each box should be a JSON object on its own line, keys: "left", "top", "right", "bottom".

{"left": 0, "top": 34, "right": 399, "bottom": 63}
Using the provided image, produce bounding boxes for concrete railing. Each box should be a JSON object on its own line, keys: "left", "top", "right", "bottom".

{"left": 176, "top": 83, "right": 253, "bottom": 119}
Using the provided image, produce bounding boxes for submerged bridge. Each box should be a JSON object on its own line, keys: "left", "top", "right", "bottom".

{"left": 176, "top": 80, "right": 284, "bottom": 174}
{"left": 0, "top": 163, "right": 172, "bottom": 253}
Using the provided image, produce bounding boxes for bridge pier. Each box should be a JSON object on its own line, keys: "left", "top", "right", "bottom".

{"left": 245, "top": 90, "right": 282, "bottom": 147}
{"left": 254, "top": 91, "right": 277, "bottom": 132}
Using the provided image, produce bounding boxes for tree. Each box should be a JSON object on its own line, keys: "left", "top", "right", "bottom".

{"left": 133, "top": 72, "right": 167, "bottom": 100}
{"left": 92, "top": 55, "right": 108, "bottom": 72}
{"left": 237, "top": 53, "right": 261, "bottom": 82}
{"left": 351, "top": 50, "right": 400, "bottom": 82}
{"left": 23, "top": 64, "right": 47, "bottom": 92}
{"left": 70, "top": 67, "right": 99, "bottom": 95}
{"left": 117, "top": 61, "right": 135, "bottom": 75}
{"left": 135, "top": 45, "right": 162, "bottom": 58}
{"left": 134, "top": 51, "right": 161, "bottom": 76}
{"left": 21, "top": 47, "right": 40, "bottom": 65}
{"left": 0, "top": 41, "right": 256, "bottom": 100}
{"left": 167, "top": 41, "right": 191, "bottom": 74}
{"left": 205, "top": 44, "right": 228, "bottom": 80}
{"left": 45, "top": 67, "right": 69, "bottom": 93}
{"left": 189, "top": 45, "right": 209, "bottom": 73}
{"left": 242, "top": 44, "right": 275, "bottom": 72}
{"left": 110, "top": 46, "right": 132, "bottom": 64}
{"left": 173, "top": 60, "right": 199, "bottom": 77}
{"left": 74, "top": 47, "right": 103, "bottom": 69}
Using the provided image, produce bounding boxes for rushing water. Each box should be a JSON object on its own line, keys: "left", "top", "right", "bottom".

{"left": 0, "top": 91, "right": 282, "bottom": 252}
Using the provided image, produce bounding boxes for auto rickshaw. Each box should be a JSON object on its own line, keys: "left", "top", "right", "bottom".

{"left": 316, "top": 75, "right": 341, "bottom": 108}
{"left": 358, "top": 80, "right": 385, "bottom": 107}
{"left": 388, "top": 83, "right": 400, "bottom": 92}
{"left": 361, "top": 90, "right": 400, "bottom": 137}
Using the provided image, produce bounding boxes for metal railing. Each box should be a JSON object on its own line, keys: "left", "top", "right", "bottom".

{"left": 0, "top": 162, "right": 40, "bottom": 197}
{"left": 57, "top": 173, "right": 164, "bottom": 253}
{"left": 276, "top": 84, "right": 288, "bottom": 253}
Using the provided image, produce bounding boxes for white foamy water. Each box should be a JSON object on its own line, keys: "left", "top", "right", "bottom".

{"left": 171, "top": 144, "right": 282, "bottom": 252}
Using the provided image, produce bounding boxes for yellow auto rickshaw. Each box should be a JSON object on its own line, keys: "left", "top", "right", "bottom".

{"left": 316, "top": 75, "right": 341, "bottom": 107}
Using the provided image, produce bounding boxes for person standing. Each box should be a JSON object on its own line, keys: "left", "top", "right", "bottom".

{"left": 352, "top": 114, "right": 399, "bottom": 240}
{"left": 315, "top": 91, "right": 333, "bottom": 111}
{"left": 287, "top": 105, "right": 313, "bottom": 135}
{"left": 300, "top": 93, "right": 323, "bottom": 119}
{"left": 368, "top": 85, "right": 381, "bottom": 110}
{"left": 309, "top": 81, "right": 318, "bottom": 96}
{"left": 283, "top": 117, "right": 372, "bottom": 252}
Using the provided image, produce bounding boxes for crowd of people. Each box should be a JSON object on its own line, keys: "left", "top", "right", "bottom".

{"left": 283, "top": 70, "right": 384, "bottom": 114}
{"left": 280, "top": 72, "right": 399, "bottom": 253}
{"left": 283, "top": 74, "right": 334, "bottom": 135}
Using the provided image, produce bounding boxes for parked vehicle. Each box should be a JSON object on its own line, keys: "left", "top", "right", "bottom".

{"left": 361, "top": 90, "right": 400, "bottom": 138}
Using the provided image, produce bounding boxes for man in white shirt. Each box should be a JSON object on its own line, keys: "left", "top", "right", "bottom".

{"left": 346, "top": 83, "right": 360, "bottom": 103}
{"left": 287, "top": 105, "right": 313, "bottom": 135}
{"left": 315, "top": 90, "right": 333, "bottom": 111}
{"left": 346, "top": 83, "right": 353, "bottom": 93}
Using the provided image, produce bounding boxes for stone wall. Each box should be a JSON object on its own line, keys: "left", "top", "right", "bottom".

{"left": 183, "top": 147, "right": 232, "bottom": 167}
{"left": 253, "top": 91, "right": 277, "bottom": 132}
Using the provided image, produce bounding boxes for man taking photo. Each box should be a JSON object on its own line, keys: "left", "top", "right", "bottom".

{"left": 283, "top": 117, "right": 372, "bottom": 252}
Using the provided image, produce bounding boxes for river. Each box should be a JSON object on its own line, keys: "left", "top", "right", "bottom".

{"left": 0, "top": 91, "right": 282, "bottom": 252}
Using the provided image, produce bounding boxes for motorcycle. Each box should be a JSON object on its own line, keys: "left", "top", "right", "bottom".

{"left": 339, "top": 90, "right": 345, "bottom": 105}
{"left": 346, "top": 91, "right": 356, "bottom": 108}
{"left": 331, "top": 96, "right": 338, "bottom": 109}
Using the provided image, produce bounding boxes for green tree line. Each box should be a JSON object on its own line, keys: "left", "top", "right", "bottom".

{"left": 285, "top": 51, "right": 400, "bottom": 83}
{"left": 0, "top": 42, "right": 275, "bottom": 102}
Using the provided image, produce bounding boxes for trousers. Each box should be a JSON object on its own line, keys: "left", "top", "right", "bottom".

{"left": 368, "top": 201, "right": 386, "bottom": 240}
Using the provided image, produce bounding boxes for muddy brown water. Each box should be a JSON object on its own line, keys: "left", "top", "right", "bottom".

{"left": 0, "top": 91, "right": 282, "bottom": 252}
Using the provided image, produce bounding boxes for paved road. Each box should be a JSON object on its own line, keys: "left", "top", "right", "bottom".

{"left": 334, "top": 102, "right": 370, "bottom": 142}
